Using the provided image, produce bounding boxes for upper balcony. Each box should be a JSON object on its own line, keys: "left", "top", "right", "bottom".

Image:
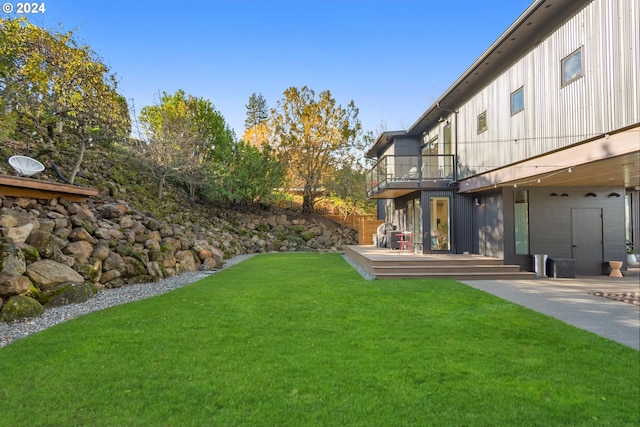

{"left": 366, "top": 155, "right": 455, "bottom": 199}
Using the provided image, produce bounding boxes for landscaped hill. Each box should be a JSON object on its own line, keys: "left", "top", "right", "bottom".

{"left": 0, "top": 139, "right": 357, "bottom": 321}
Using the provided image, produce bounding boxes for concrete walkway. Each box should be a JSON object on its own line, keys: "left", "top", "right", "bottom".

{"left": 460, "top": 272, "right": 640, "bottom": 350}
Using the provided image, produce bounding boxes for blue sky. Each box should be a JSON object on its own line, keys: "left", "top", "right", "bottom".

{"left": 7, "top": 0, "right": 532, "bottom": 138}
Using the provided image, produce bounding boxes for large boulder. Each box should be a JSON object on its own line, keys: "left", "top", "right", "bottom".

{"left": 67, "top": 203, "right": 95, "bottom": 222}
{"left": 74, "top": 259, "right": 102, "bottom": 283}
{"left": 26, "top": 260, "right": 85, "bottom": 290}
{"left": 146, "top": 261, "right": 166, "bottom": 278}
{"left": 63, "top": 240, "right": 94, "bottom": 264}
{"left": 91, "top": 244, "right": 111, "bottom": 261}
{"left": 0, "top": 208, "right": 39, "bottom": 243}
{"left": 200, "top": 258, "right": 218, "bottom": 270}
{"left": 103, "top": 252, "right": 126, "bottom": 272}
{"left": 123, "top": 256, "right": 147, "bottom": 277}
{"left": 51, "top": 245, "right": 75, "bottom": 267}
{"left": 119, "top": 215, "right": 135, "bottom": 229}
{"left": 0, "top": 238, "right": 26, "bottom": 275}
{"left": 175, "top": 250, "right": 199, "bottom": 271}
{"left": 0, "top": 273, "right": 32, "bottom": 297}
{"left": 68, "top": 227, "right": 98, "bottom": 245}
{"left": 26, "top": 229, "right": 57, "bottom": 259}
{"left": 100, "top": 269, "right": 121, "bottom": 285}
{"left": 44, "top": 282, "right": 97, "bottom": 308}
{"left": 0, "top": 295, "right": 44, "bottom": 322}
{"left": 99, "top": 204, "right": 125, "bottom": 220}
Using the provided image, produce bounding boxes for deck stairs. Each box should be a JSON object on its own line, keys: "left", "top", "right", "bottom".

{"left": 345, "top": 245, "right": 536, "bottom": 280}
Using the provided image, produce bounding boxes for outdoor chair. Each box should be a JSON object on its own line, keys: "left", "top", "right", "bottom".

{"left": 8, "top": 155, "right": 45, "bottom": 177}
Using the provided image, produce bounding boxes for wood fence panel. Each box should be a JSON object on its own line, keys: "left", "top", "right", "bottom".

{"left": 324, "top": 214, "right": 383, "bottom": 245}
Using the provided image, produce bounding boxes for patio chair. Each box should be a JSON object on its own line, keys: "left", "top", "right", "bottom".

{"left": 8, "top": 155, "right": 45, "bottom": 177}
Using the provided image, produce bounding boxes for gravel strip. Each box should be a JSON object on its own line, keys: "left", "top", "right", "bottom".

{"left": 0, "top": 254, "right": 255, "bottom": 349}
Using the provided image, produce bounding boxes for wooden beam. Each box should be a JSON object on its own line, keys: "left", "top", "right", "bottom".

{"left": 0, "top": 174, "right": 99, "bottom": 202}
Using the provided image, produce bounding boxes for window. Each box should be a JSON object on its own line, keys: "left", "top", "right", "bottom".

{"left": 421, "top": 136, "right": 439, "bottom": 179}
{"left": 443, "top": 123, "right": 452, "bottom": 155}
{"left": 477, "top": 111, "right": 487, "bottom": 133}
{"left": 511, "top": 87, "right": 524, "bottom": 115}
{"left": 562, "top": 47, "right": 583, "bottom": 86}
{"left": 514, "top": 190, "right": 529, "bottom": 254}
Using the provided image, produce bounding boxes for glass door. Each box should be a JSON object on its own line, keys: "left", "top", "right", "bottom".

{"left": 405, "top": 197, "right": 423, "bottom": 253}
{"left": 429, "top": 197, "right": 450, "bottom": 251}
{"left": 414, "top": 197, "right": 422, "bottom": 252}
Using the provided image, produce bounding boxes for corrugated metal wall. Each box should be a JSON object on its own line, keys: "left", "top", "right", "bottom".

{"left": 527, "top": 186, "right": 626, "bottom": 274}
{"left": 456, "top": 0, "right": 639, "bottom": 178}
{"left": 419, "top": 190, "right": 474, "bottom": 254}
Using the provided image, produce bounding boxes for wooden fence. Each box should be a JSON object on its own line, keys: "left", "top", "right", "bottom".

{"left": 324, "top": 214, "right": 384, "bottom": 245}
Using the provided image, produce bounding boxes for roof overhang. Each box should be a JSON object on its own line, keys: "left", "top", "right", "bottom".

{"left": 365, "top": 130, "right": 407, "bottom": 159}
{"left": 458, "top": 126, "right": 640, "bottom": 192}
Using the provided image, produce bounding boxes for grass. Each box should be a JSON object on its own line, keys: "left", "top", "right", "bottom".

{"left": 0, "top": 253, "right": 638, "bottom": 426}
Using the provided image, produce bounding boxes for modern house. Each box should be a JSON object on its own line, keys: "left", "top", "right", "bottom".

{"left": 365, "top": 0, "right": 639, "bottom": 275}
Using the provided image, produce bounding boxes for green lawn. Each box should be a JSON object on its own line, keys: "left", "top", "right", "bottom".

{"left": 0, "top": 253, "right": 638, "bottom": 426}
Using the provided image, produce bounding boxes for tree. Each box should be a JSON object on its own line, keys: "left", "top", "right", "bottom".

{"left": 270, "top": 86, "right": 361, "bottom": 213}
{"left": 138, "top": 90, "right": 234, "bottom": 200}
{"left": 0, "top": 18, "right": 130, "bottom": 182}
{"left": 244, "top": 92, "right": 268, "bottom": 130}
{"left": 243, "top": 92, "right": 269, "bottom": 147}
{"left": 204, "top": 141, "right": 284, "bottom": 211}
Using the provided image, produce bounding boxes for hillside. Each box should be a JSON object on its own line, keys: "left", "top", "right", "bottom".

{"left": 0, "top": 140, "right": 357, "bottom": 322}
{"left": 1, "top": 139, "right": 353, "bottom": 235}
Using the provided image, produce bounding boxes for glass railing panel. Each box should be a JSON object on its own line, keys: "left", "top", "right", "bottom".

{"left": 421, "top": 155, "right": 455, "bottom": 180}
{"left": 367, "top": 155, "right": 456, "bottom": 195}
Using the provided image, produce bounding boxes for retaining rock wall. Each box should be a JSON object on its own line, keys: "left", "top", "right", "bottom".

{"left": 0, "top": 195, "right": 357, "bottom": 321}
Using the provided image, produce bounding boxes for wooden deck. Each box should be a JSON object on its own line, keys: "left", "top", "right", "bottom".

{"left": 345, "top": 245, "right": 536, "bottom": 280}
{"left": 0, "top": 174, "right": 99, "bottom": 202}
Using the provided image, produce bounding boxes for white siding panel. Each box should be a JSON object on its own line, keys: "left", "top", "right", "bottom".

{"left": 456, "top": 0, "right": 640, "bottom": 179}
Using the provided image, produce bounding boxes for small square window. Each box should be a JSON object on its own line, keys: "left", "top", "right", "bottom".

{"left": 511, "top": 87, "right": 524, "bottom": 115}
{"left": 562, "top": 47, "right": 583, "bottom": 86}
{"left": 477, "top": 111, "right": 487, "bottom": 133}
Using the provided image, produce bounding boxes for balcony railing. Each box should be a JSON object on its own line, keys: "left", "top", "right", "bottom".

{"left": 366, "top": 155, "right": 455, "bottom": 197}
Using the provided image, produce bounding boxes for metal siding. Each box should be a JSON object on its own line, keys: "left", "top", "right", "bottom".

{"left": 456, "top": 0, "right": 639, "bottom": 179}
{"left": 454, "top": 193, "right": 474, "bottom": 253}
{"left": 419, "top": 189, "right": 473, "bottom": 254}
{"left": 528, "top": 187, "right": 626, "bottom": 272}
{"left": 479, "top": 192, "right": 504, "bottom": 258}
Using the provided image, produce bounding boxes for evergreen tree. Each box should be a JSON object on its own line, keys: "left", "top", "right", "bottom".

{"left": 244, "top": 92, "right": 268, "bottom": 130}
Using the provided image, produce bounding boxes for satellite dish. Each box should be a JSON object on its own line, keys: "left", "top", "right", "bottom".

{"left": 8, "top": 155, "right": 45, "bottom": 177}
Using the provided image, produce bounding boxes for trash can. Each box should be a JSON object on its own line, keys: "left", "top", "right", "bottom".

{"left": 533, "top": 254, "right": 548, "bottom": 278}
